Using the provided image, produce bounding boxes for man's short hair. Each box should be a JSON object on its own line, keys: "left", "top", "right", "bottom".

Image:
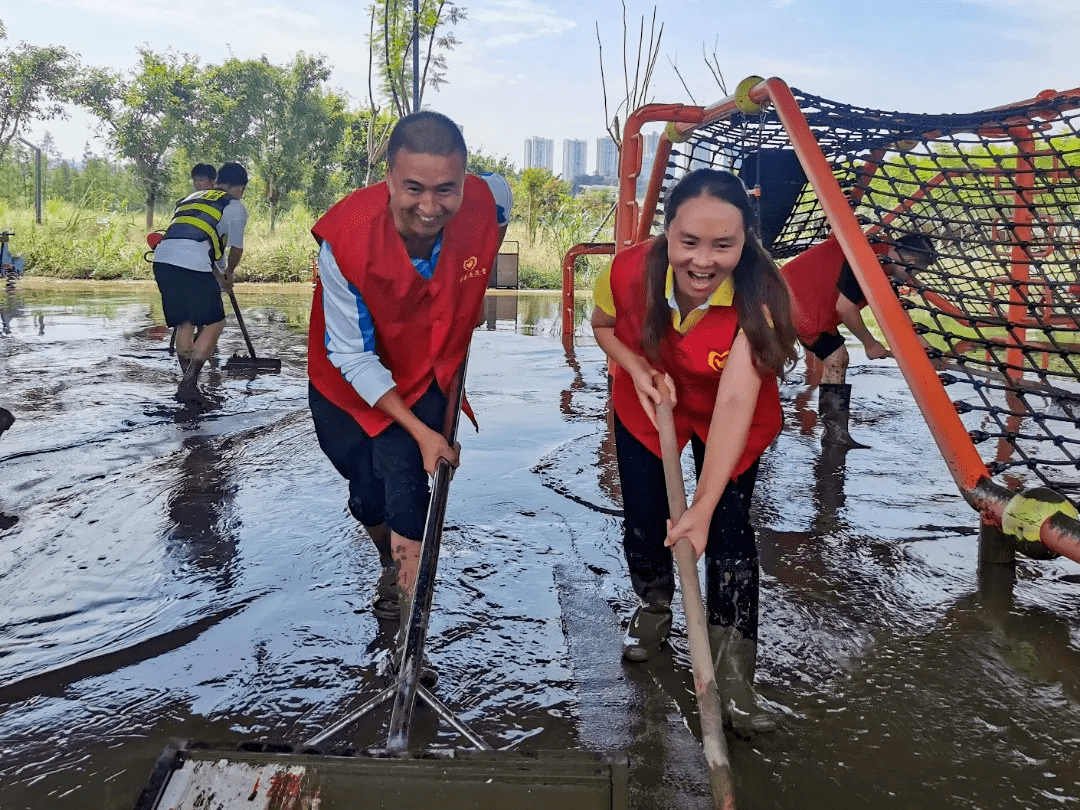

{"left": 386, "top": 111, "right": 467, "bottom": 169}
{"left": 191, "top": 163, "right": 216, "bottom": 182}
{"left": 217, "top": 162, "right": 248, "bottom": 187}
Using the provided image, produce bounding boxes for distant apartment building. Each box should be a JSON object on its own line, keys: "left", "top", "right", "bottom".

{"left": 523, "top": 136, "right": 554, "bottom": 171}
{"left": 637, "top": 129, "right": 663, "bottom": 196}
{"left": 643, "top": 130, "right": 661, "bottom": 158}
{"left": 595, "top": 136, "right": 618, "bottom": 181}
{"left": 562, "top": 139, "right": 588, "bottom": 182}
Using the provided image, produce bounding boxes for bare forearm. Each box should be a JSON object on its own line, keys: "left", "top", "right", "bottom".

{"left": 694, "top": 399, "right": 754, "bottom": 512}
{"left": 223, "top": 247, "right": 243, "bottom": 276}
{"left": 838, "top": 303, "right": 877, "bottom": 347}
{"left": 593, "top": 324, "right": 649, "bottom": 377}
{"left": 374, "top": 387, "right": 435, "bottom": 443}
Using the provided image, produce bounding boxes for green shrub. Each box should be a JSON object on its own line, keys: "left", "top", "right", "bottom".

{"left": 4, "top": 198, "right": 610, "bottom": 289}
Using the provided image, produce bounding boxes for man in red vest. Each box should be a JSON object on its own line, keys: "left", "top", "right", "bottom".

{"left": 307, "top": 112, "right": 511, "bottom": 670}
{"left": 782, "top": 231, "right": 936, "bottom": 447}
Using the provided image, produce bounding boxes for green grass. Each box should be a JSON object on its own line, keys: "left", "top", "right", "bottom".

{"left": 1, "top": 201, "right": 609, "bottom": 289}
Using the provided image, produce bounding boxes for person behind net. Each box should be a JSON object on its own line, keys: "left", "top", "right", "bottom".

{"left": 152, "top": 161, "right": 250, "bottom": 409}
{"left": 591, "top": 168, "right": 797, "bottom": 735}
{"left": 190, "top": 163, "right": 217, "bottom": 192}
{"left": 307, "top": 111, "right": 512, "bottom": 682}
{"left": 781, "top": 231, "right": 937, "bottom": 447}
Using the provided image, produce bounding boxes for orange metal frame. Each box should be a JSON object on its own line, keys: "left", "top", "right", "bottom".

{"left": 560, "top": 242, "right": 615, "bottom": 353}
{"left": 563, "top": 76, "right": 1080, "bottom": 559}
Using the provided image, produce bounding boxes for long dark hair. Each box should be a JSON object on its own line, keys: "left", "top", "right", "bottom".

{"left": 641, "top": 169, "right": 797, "bottom": 378}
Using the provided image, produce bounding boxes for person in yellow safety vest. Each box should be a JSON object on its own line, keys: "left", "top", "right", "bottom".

{"left": 152, "top": 162, "right": 249, "bottom": 409}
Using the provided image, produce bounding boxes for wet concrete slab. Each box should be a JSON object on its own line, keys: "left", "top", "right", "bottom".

{"left": 1, "top": 280, "right": 1078, "bottom": 809}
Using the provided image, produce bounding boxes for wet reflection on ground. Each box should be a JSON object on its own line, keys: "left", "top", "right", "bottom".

{"left": 0, "top": 281, "right": 1077, "bottom": 809}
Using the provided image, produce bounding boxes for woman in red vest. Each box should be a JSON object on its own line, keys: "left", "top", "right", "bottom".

{"left": 591, "top": 169, "right": 797, "bottom": 734}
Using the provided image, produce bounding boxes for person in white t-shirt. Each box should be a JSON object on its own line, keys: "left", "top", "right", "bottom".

{"left": 152, "top": 162, "right": 249, "bottom": 408}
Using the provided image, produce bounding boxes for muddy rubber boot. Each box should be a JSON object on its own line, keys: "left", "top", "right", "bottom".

{"left": 358, "top": 521, "right": 400, "bottom": 620}
{"left": 708, "top": 624, "right": 777, "bottom": 736}
{"left": 175, "top": 358, "right": 218, "bottom": 410}
{"left": 0, "top": 407, "right": 13, "bottom": 439}
{"left": 622, "top": 601, "right": 673, "bottom": 662}
{"left": 391, "top": 589, "right": 438, "bottom": 689}
{"left": 371, "top": 529, "right": 401, "bottom": 621}
{"left": 818, "top": 383, "right": 869, "bottom": 449}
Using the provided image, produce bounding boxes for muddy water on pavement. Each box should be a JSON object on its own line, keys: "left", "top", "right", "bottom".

{"left": 0, "top": 281, "right": 1077, "bottom": 809}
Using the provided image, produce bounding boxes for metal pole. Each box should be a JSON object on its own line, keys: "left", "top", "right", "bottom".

{"left": 412, "top": 0, "right": 420, "bottom": 112}
{"left": 17, "top": 138, "right": 42, "bottom": 224}
{"left": 385, "top": 351, "right": 470, "bottom": 753}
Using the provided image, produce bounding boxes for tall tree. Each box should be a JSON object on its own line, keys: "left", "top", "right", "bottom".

{"left": 203, "top": 53, "right": 346, "bottom": 230}
{"left": 0, "top": 20, "right": 81, "bottom": 159}
{"left": 75, "top": 49, "right": 202, "bottom": 229}
{"left": 516, "top": 167, "right": 568, "bottom": 246}
{"left": 341, "top": 107, "right": 396, "bottom": 190}
{"left": 467, "top": 149, "right": 517, "bottom": 180}
{"left": 373, "top": 0, "right": 465, "bottom": 117}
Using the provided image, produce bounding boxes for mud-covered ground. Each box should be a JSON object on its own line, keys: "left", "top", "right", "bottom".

{"left": 1, "top": 281, "right": 1078, "bottom": 810}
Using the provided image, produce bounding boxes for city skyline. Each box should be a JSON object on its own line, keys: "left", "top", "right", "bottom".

{"left": 522, "top": 133, "right": 655, "bottom": 182}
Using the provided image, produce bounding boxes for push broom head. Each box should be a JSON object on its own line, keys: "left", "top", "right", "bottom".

{"left": 223, "top": 353, "right": 281, "bottom": 373}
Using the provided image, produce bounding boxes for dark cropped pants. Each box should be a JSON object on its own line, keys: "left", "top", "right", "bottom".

{"left": 309, "top": 381, "right": 447, "bottom": 542}
{"left": 614, "top": 413, "right": 762, "bottom": 641}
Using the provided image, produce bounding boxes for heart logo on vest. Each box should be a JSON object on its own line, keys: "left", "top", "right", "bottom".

{"left": 707, "top": 350, "right": 730, "bottom": 372}
{"left": 460, "top": 255, "right": 486, "bottom": 282}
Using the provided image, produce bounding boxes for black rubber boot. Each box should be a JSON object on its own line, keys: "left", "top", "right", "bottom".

{"left": 818, "top": 383, "right": 869, "bottom": 449}
{"left": 365, "top": 522, "right": 400, "bottom": 621}
{"left": 622, "top": 601, "right": 673, "bottom": 662}
{"left": 708, "top": 624, "right": 777, "bottom": 736}
{"left": 0, "top": 407, "right": 13, "bottom": 439}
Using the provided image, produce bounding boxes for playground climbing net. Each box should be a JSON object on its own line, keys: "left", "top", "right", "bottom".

{"left": 656, "top": 88, "right": 1080, "bottom": 493}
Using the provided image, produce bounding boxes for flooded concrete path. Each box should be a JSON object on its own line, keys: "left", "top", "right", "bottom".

{"left": 1, "top": 280, "right": 1078, "bottom": 809}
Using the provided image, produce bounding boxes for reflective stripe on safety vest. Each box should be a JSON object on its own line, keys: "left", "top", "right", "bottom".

{"left": 161, "top": 189, "right": 231, "bottom": 261}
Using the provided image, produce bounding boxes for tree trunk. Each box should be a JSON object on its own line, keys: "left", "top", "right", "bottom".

{"left": 146, "top": 191, "right": 156, "bottom": 231}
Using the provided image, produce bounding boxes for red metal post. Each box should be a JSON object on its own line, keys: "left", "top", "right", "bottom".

{"left": 635, "top": 135, "right": 674, "bottom": 244}
{"left": 1005, "top": 125, "right": 1037, "bottom": 384}
{"left": 614, "top": 104, "right": 704, "bottom": 253}
{"left": 561, "top": 242, "right": 616, "bottom": 353}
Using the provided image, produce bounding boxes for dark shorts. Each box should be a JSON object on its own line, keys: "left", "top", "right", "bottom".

{"left": 153, "top": 262, "right": 226, "bottom": 328}
{"left": 806, "top": 330, "right": 846, "bottom": 361}
{"left": 309, "top": 380, "right": 447, "bottom": 542}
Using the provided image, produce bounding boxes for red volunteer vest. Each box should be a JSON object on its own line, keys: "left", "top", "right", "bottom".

{"left": 307, "top": 175, "right": 498, "bottom": 436}
{"left": 781, "top": 234, "right": 889, "bottom": 345}
{"left": 609, "top": 239, "right": 782, "bottom": 477}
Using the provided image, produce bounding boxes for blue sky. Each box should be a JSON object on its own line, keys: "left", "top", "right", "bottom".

{"left": 5, "top": 0, "right": 1078, "bottom": 170}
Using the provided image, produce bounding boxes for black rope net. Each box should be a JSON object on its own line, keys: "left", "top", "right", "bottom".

{"left": 655, "top": 87, "right": 1080, "bottom": 493}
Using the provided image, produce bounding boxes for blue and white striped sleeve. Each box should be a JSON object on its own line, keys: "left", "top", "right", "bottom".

{"left": 319, "top": 241, "right": 396, "bottom": 406}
